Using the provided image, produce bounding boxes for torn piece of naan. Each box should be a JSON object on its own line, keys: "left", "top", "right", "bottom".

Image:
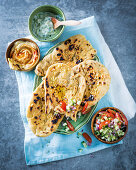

{"left": 72, "top": 60, "right": 111, "bottom": 113}
{"left": 35, "top": 34, "right": 97, "bottom": 76}
{"left": 26, "top": 82, "right": 64, "bottom": 137}
{"left": 43, "top": 63, "right": 86, "bottom": 121}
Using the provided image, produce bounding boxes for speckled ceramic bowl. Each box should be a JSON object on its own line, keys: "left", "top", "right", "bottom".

{"left": 29, "top": 5, "right": 66, "bottom": 42}
{"left": 91, "top": 107, "right": 128, "bottom": 144}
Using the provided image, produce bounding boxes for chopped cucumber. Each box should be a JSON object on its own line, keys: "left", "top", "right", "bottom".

{"left": 65, "top": 127, "right": 70, "bottom": 132}
{"left": 54, "top": 112, "right": 58, "bottom": 115}
{"left": 114, "top": 118, "right": 119, "bottom": 123}
{"left": 81, "top": 141, "right": 87, "bottom": 148}
{"left": 100, "top": 129, "right": 103, "bottom": 133}
{"left": 104, "top": 116, "right": 107, "bottom": 120}
{"left": 62, "top": 123, "right": 67, "bottom": 126}
{"left": 115, "top": 125, "right": 119, "bottom": 130}
{"left": 77, "top": 111, "right": 82, "bottom": 117}
{"left": 77, "top": 132, "right": 82, "bottom": 136}
{"left": 70, "top": 99, "right": 76, "bottom": 106}
{"left": 77, "top": 100, "right": 81, "bottom": 105}
{"left": 73, "top": 99, "right": 76, "bottom": 103}
{"left": 66, "top": 105, "right": 71, "bottom": 111}
{"left": 78, "top": 149, "right": 83, "bottom": 152}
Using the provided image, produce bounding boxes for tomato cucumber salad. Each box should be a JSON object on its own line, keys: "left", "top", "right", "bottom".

{"left": 94, "top": 108, "right": 128, "bottom": 142}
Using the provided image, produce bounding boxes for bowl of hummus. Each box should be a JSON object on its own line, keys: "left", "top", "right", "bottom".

{"left": 6, "top": 38, "right": 40, "bottom": 71}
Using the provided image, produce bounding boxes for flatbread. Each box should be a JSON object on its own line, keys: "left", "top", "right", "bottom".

{"left": 44, "top": 63, "right": 86, "bottom": 121}
{"left": 26, "top": 82, "right": 64, "bottom": 137}
{"left": 72, "top": 60, "right": 111, "bottom": 112}
{"left": 35, "top": 34, "right": 97, "bottom": 76}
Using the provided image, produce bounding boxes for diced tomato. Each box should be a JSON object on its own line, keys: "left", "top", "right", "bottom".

{"left": 100, "top": 111, "right": 115, "bottom": 119}
{"left": 101, "top": 114, "right": 106, "bottom": 118}
{"left": 106, "top": 112, "right": 115, "bottom": 118}
{"left": 82, "top": 132, "right": 92, "bottom": 144}
{"left": 96, "top": 119, "right": 100, "bottom": 124}
{"left": 60, "top": 101, "right": 66, "bottom": 111}
{"left": 99, "top": 120, "right": 110, "bottom": 130}
{"left": 107, "top": 109, "right": 128, "bottom": 126}
{"left": 107, "top": 109, "right": 116, "bottom": 115}
{"left": 66, "top": 120, "right": 74, "bottom": 131}
{"left": 100, "top": 111, "right": 107, "bottom": 117}
{"left": 115, "top": 112, "right": 122, "bottom": 121}
{"left": 117, "top": 121, "right": 122, "bottom": 128}
{"left": 99, "top": 111, "right": 108, "bottom": 114}
{"left": 120, "top": 114, "right": 128, "bottom": 126}
{"left": 82, "top": 102, "right": 88, "bottom": 114}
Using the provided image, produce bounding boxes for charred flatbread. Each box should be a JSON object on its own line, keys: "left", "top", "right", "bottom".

{"left": 72, "top": 60, "right": 111, "bottom": 112}
{"left": 35, "top": 34, "right": 97, "bottom": 76}
{"left": 44, "top": 63, "right": 86, "bottom": 121}
{"left": 26, "top": 82, "right": 64, "bottom": 137}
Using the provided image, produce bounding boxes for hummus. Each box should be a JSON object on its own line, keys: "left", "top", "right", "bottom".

{"left": 8, "top": 40, "right": 40, "bottom": 71}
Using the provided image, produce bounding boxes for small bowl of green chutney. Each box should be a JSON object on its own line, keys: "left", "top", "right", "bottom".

{"left": 29, "top": 5, "right": 65, "bottom": 42}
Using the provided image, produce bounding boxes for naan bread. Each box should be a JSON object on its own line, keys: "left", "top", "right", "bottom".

{"left": 26, "top": 82, "right": 64, "bottom": 137}
{"left": 35, "top": 34, "right": 97, "bottom": 76}
{"left": 72, "top": 60, "right": 111, "bottom": 112}
{"left": 27, "top": 34, "right": 111, "bottom": 136}
{"left": 44, "top": 63, "right": 86, "bottom": 121}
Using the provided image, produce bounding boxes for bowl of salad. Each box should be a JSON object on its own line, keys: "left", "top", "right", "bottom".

{"left": 91, "top": 107, "right": 128, "bottom": 144}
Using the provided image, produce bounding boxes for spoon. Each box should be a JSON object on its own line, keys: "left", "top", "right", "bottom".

{"left": 51, "top": 17, "right": 81, "bottom": 29}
